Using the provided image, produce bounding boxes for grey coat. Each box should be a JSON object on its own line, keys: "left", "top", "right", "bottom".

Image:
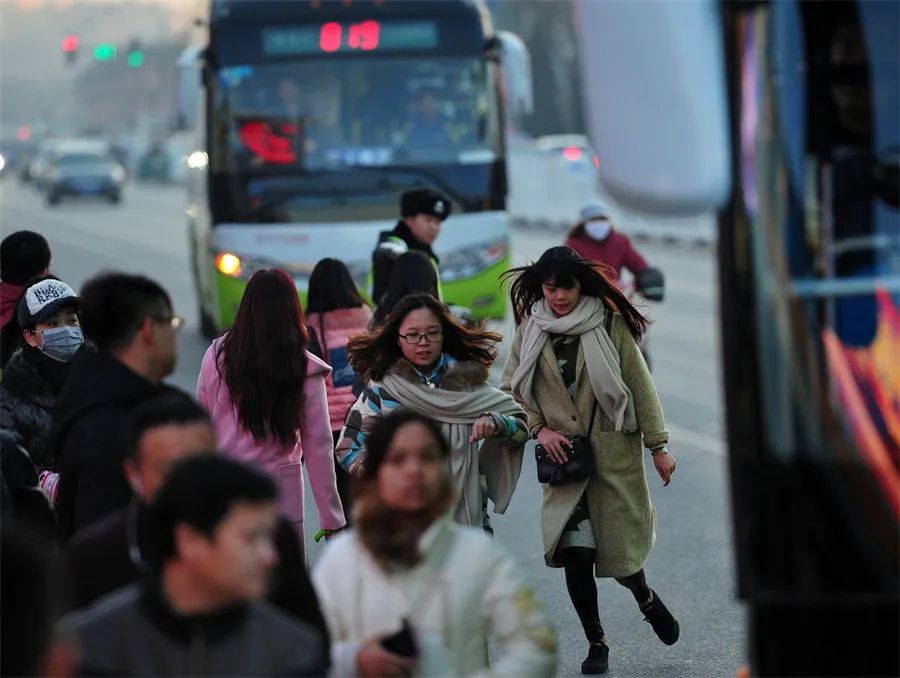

{"left": 501, "top": 312, "right": 668, "bottom": 578}
{"left": 67, "top": 584, "right": 328, "bottom": 677}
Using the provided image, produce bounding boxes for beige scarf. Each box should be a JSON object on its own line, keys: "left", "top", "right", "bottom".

{"left": 380, "top": 369, "right": 526, "bottom": 526}
{"left": 510, "top": 296, "right": 638, "bottom": 432}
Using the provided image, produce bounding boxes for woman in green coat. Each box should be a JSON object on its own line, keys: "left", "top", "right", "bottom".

{"left": 500, "top": 247, "right": 679, "bottom": 675}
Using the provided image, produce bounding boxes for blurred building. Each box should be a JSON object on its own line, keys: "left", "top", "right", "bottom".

{"left": 0, "top": 0, "right": 175, "bottom": 137}
{"left": 491, "top": 0, "right": 586, "bottom": 137}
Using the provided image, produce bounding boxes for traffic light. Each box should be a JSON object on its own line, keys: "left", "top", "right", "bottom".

{"left": 127, "top": 39, "right": 144, "bottom": 68}
{"left": 62, "top": 34, "right": 79, "bottom": 65}
{"left": 94, "top": 43, "right": 117, "bottom": 61}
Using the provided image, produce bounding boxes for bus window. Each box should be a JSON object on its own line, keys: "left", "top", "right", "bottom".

{"left": 211, "top": 58, "right": 498, "bottom": 172}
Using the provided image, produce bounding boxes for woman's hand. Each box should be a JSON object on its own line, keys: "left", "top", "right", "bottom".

{"left": 536, "top": 427, "right": 572, "bottom": 464}
{"left": 653, "top": 451, "right": 677, "bottom": 486}
{"left": 470, "top": 414, "right": 498, "bottom": 443}
{"left": 357, "top": 639, "right": 416, "bottom": 678}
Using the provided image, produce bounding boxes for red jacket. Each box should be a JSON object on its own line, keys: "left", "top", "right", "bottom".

{"left": 565, "top": 230, "right": 648, "bottom": 283}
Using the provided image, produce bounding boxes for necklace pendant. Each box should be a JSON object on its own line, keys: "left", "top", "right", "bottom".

{"left": 428, "top": 381, "right": 436, "bottom": 389}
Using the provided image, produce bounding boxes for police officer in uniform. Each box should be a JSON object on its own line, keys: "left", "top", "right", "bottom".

{"left": 371, "top": 188, "right": 451, "bottom": 304}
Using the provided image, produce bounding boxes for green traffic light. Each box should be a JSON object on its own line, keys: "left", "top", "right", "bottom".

{"left": 127, "top": 51, "right": 144, "bottom": 68}
{"left": 94, "top": 43, "right": 117, "bottom": 61}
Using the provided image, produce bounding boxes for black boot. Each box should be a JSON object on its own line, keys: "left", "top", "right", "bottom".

{"left": 640, "top": 589, "right": 680, "bottom": 645}
{"left": 581, "top": 642, "right": 609, "bottom": 674}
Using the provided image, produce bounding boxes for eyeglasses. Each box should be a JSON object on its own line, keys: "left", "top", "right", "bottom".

{"left": 153, "top": 315, "right": 184, "bottom": 331}
{"left": 398, "top": 330, "right": 443, "bottom": 345}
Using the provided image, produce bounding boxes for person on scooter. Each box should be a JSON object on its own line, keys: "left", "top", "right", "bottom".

{"left": 565, "top": 200, "right": 648, "bottom": 284}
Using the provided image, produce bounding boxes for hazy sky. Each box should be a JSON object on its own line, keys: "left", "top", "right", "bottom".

{"left": 12, "top": 0, "right": 198, "bottom": 32}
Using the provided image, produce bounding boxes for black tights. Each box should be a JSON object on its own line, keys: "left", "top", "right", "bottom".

{"left": 562, "top": 548, "right": 653, "bottom": 643}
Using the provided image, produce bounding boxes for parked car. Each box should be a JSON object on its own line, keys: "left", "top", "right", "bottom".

{"left": 44, "top": 150, "right": 125, "bottom": 206}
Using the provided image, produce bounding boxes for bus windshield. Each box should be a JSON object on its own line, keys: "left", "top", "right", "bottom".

{"left": 210, "top": 56, "right": 497, "bottom": 173}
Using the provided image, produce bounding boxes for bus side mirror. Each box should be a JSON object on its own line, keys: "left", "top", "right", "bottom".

{"left": 574, "top": 0, "right": 731, "bottom": 215}
{"left": 494, "top": 31, "right": 534, "bottom": 119}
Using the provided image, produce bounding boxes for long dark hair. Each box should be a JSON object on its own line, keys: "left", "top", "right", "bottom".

{"left": 348, "top": 293, "right": 499, "bottom": 382}
{"left": 372, "top": 251, "right": 439, "bottom": 325}
{"left": 501, "top": 246, "right": 648, "bottom": 339}
{"left": 306, "top": 258, "right": 368, "bottom": 314}
{"left": 217, "top": 269, "right": 310, "bottom": 445}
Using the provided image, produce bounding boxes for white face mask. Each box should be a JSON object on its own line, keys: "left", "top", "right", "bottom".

{"left": 585, "top": 220, "right": 612, "bottom": 241}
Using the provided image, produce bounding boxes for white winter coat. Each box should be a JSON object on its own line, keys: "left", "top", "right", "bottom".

{"left": 313, "top": 517, "right": 557, "bottom": 677}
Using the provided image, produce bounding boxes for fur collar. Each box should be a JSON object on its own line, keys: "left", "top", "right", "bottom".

{"left": 389, "top": 359, "right": 489, "bottom": 392}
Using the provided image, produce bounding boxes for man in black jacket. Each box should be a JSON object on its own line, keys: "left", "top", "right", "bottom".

{"left": 67, "top": 393, "right": 329, "bottom": 642}
{"left": 370, "top": 187, "right": 451, "bottom": 304}
{"left": 65, "top": 455, "right": 328, "bottom": 677}
{"left": 51, "top": 272, "right": 182, "bottom": 541}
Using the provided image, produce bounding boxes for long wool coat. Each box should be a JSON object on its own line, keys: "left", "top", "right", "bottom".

{"left": 501, "top": 312, "right": 668, "bottom": 578}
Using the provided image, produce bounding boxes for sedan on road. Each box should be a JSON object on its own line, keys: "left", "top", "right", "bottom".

{"left": 44, "top": 151, "right": 125, "bottom": 206}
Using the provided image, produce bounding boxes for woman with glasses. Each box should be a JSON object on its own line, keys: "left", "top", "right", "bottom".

{"left": 196, "top": 269, "right": 345, "bottom": 552}
{"left": 336, "top": 294, "right": 527, "bottom": 528}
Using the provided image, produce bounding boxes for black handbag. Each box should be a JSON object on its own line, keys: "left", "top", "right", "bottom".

{"left": 535, "top": 406, "right": 598, "bottom": 485}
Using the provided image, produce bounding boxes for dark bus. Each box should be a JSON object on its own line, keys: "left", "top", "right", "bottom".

{"left": 578, "top": 0, "right": 899, "bottom": 674}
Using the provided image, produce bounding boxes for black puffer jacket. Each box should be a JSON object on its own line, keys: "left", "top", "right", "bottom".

{"left": 51, "top": 349, "right": 174, "bottom": 542}
{"left": 0, "top": 347, "right": 72, "bottom": 469}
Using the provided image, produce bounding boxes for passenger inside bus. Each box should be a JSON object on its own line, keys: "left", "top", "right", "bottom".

{"left": 404, "top": 88, "right": 456, "bottom": 148}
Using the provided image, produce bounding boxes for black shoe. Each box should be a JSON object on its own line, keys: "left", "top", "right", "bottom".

{"left": 641, "top": 589, "right": 680, "bottom": 645}
{"left": 581, "top": 642, "right": 609, "bottom": 674}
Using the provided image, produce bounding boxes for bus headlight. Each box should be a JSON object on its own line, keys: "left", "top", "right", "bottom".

{"left": 214, "top": 251, "right": 276, "bottom": 281}
{"left": 216, "top": 252, "right": 242, "bottom": 277}
{"left": 441, "top": 237, "right": 508, "bottom": 283}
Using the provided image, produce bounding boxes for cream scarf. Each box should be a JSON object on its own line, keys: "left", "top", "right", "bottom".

{"left": 510, "top": 296, "right": 638, "bottom": 432}
{"left": 380, "top": 370, "right": 526, "bottom": 525}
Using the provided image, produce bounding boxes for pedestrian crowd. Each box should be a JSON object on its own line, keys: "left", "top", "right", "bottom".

{"left": 1, "top": 189, "right": 678, "bottom": 677}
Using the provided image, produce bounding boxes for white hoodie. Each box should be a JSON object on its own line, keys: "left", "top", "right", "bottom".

{"left": 313, "top": 517, "right": 557, "bottom": 677}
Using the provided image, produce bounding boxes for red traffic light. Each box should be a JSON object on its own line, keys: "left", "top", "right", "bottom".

{"left": 62, "top": 34, "right": 79, "bottom": 52}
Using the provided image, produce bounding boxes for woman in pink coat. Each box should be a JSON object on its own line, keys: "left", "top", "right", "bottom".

{"left": 304, "top": 258, "right": 373, "bottom": 519}
{"left": 196, "top": 269, "right": 345, "bottom": 553}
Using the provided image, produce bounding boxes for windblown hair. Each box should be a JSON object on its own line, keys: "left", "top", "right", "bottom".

{"left": 348, "top": 293, "right": 499, "bottom": 383}
{"left": 217, "top": 269, "right": 310, "bottom": 446}
{"left": 372, "top": 251, "right": 440, "bottom": 326}
{"left": 501, "top": 246, "right": 647, "bottom": 339}
{"left": 306, "top": 258, "right": 368, "bottom": 314}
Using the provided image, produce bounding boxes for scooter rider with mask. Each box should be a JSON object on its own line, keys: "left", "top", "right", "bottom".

{"left": 371, "top": 188, "right": 451, "bottom": 305}
{"left": 0, "top": 277, "right": 84, "bottom": 498}
{"left": 565, "top": 200, "right": 650, "bottom": 285}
